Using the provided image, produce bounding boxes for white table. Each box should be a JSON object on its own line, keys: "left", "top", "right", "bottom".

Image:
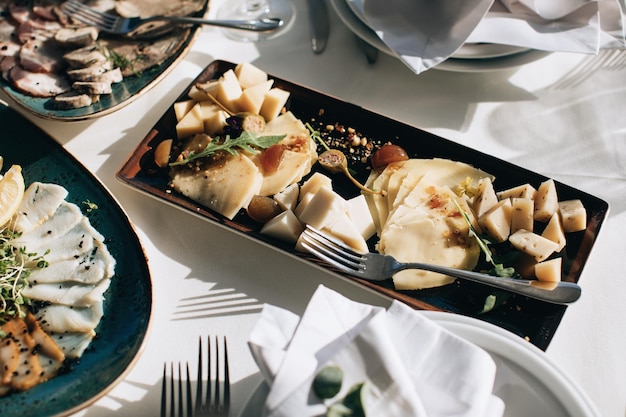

{"left": 6, "top": 0, "right": 625, "bottom": 415}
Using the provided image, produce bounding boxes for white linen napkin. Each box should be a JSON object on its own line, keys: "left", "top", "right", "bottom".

{"left": 359, "top": 0, "right": 625, "bottom": 74}
{"left": 248, "top": 285, "right": 505, "bottom": 417}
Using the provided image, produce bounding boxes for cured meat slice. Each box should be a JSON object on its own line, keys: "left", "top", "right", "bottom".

{"left": 72, "top": 80, "right": 112, "bottom": 94}
{"left": 8, "top": 65, "right": 71, "bottom": 97}
{"left": 19, "top": 38, "right": 66, "bottom": 73}
{"left": 54, "top": 26, "right": 98, "bottom": 48}
{"left": 0, "top": 55, "right": 17, "bottom": 81}
{"left": 63, "top": 44, "right": 108, "bottom": 68}
{"left": 52, "top": 90, "right": 95, "bottom": 109}
{"left": 16, "top": 18, "right": 61, "bottom": 43}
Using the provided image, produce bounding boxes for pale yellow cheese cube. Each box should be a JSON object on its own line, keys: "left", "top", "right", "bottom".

{"left": 235, "top": 62, "right": 268, "bottom": 89}
{"left": 203, "top": 110, "right": 229, "bottom": 136}
{"left": 197, "top": 101, "right": 220, "bottom": 119}
{"left": 260, "top": 88, "right": 290, "bottom": 122}
{"left": 175, "top": 103, "right": 204, "bottom": 139}
{"left": 534, "top": 179, "right": 559, "bottom": 222}
{"left": 174, "top": 99, "right": 196, "bottom": 122}
{"left": 509, "top": 229, "right": 558, "bottom": 262}
{"left": 216, "top": 69, "right": 242, "bottom": 113}
{"left": 473, "top": 177, "right": 499, "bottom": 218}
{"left": 297, "top": 186, "right": 347, "bottom": 230}
{"left": 274, "top": 183, "right": 299, "bottom": 211}
{"left": 559, "top": 199, "right": 587, "bottom": 232}
{"left": 323, "top": 213, "right": 369, "bottom": 254}
{"left": 346, "top": 194, "right": 376, "bottom": 241}
{"left": 534, "top": 257, "right": 562, "bottom": 282}
{"left": 478, "top": 199, "right": 512, "bottom": 243}
{"left": 511, "top": 198, "right": 534, "bottom": 233}
{"left": 261, "top": 210, "right": 303, "bottom": 244}
{"left": 188, "top": 80, "right": 219, "bottom": 101}
{"left": 237, "top": 80, "right": 274, "bottom": 114}
{"left": 299, "top": 172, "right": 332, "bottom": 202}
{"left": 497, "top": 183, "right": 537, "bottom": 200}
{"left": 542, "top": 212, "right": 566, "bottom": 252}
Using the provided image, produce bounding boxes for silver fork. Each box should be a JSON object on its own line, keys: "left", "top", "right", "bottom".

{"left": 161, "top": 336, "right": 230, "bottom": 417}
{"left": 300, "top": 226, "right": 582, "bottom": 305}
{"left": 61, "top": 0, "right": 283, "bottom": 34}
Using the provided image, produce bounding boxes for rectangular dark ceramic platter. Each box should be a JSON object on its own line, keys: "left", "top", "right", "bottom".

{"left": 117, "top": 60, "right": 608, "bottom": 350}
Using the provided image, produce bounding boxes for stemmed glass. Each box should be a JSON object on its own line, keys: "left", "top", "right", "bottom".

{"left": 216, "top": 0, "right": 296, "bottom": 41}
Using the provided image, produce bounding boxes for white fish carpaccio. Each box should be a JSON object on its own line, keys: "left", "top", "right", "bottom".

{"left": 6, "top": 181, "right": 116, "bottom": 362}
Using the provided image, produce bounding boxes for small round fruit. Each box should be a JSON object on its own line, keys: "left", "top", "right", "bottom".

{"left": 247, "top": 195, "right": 282, "bottom": 223}
{"left": 370, "top": 144, "right": 409, "bottom": 170}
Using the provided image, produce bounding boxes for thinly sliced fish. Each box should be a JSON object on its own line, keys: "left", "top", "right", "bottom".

{"left": 22, "top": 278, "right": 111, "bottom": 307}
{"left": 27, "top": 239, "right": 116, "bottom": 285}
{"left": 35, "top": 301, "right": 104, "bottom": 333}
{"left": 50, "top": 331, "right": 95, "bottom": 359}
{"left": 10, "top": 182, "right": 68, "bottom": 233}
{"left": 15, "top": 201, "right": 83, "bottom": 244}
{"left": 13, "top": 217, "right": 104, "bottom": 263}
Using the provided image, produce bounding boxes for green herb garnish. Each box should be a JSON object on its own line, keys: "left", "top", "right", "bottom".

{"left": 83, "top": 199, "right": 98, "bottom": 212}
{"left": 0, "top": 229, "right": 48, "bottom": 324}
{"left": 306, "top": 122, "right": 329, "bottom": 151}
{"left": 169, "top": 131, "right": 286, "bottom": 166}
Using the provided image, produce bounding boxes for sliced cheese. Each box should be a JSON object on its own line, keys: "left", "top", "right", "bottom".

{"left": 170, "top": 154, "right": 262, "bottom": 220}
{"left": 509, "top": 229, "right": 558, "bottom": 262}
{"left": 559, "top": 199, "right": 587, "bottom": 232}
{"left": 257, "top": 149, "right": 311, "bottom": 196}
{"left": 236, "top": 80, "right": 274, "bottom": 114}
{"left": 263, "top": 111, "right": 308, "bottom": 136}
{"left": 299, "top": 172, "right": 332, "bottom": 202}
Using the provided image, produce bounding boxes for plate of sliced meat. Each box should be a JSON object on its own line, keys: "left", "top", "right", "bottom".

{"left": 0, "top": 0, "right": 207, "bottom": 121}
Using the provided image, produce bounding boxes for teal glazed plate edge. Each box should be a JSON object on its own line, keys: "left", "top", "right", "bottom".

{"left": 0, "top": 103, "right": 153, "bottom": 417}
{"left": 0, "top": 0, "right": 207, "bottom": 122}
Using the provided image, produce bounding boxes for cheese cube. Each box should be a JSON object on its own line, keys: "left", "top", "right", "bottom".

{"left": 534, "top": 257, "right": 562, "bottom": 282}
{"left": 260, "top": 88, "right": 290, "bottom": 122}
{"left": 261, "top": 210, "right": 303, "bottom": 244}
{"left": 511, "top": 198, "right": 534, "bottom": 233}
{"left": 203, "top": 110, "right": 229, "bottom": 136}
{"left": 297, "top": 186, "right": 347, "bottom": 230}
{"left": 473, "top": 177, "right": 499, "bottom": 218}
{"left": 299, "top": 172, "right": 332, "bottom": 202}
{"left": 188, "top": 80, "right": 219, "bottom": 101}
{"left": 509, "top": 229, "right": 558, "bottom": 262}
{"left": 215, "top": 69, "right": 242, "bottom": 113}
{"left": 534, "top": 179, "right": 559, "bottom": 222}
{"left": 274, "top": 183, "right": 299, "bottom": 211}
{"left": 346, "top": 195, "right": 376, "bottom": 241}
{"left": 237, "top": 80, "right": 274, "bottom": 114}
{"left": 174, "top": 99, "right": 196, "bottom": 121}
{"left": 235, "top": 62, "right": 268, "bottom": 89}
{"left": 497, "top": 183, "right": 537, "bottom": 200}
{"left": 324, "top": 213, "right": 369, "bottom": 254}
{"left": 478, "top": 199, "right": 512, "bottom": 243}
{"left": 559, "top": 199, "right": 587, "bottom": 232}
{"left": 542, "top": 212, "right": 566, "bottom": 252}
{"left": 175, "top": 103, "right": 204, "bottom": 139}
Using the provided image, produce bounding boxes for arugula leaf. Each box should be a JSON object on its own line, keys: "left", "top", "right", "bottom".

{"left": 170, "top": 131, "right": 286, "bottom": 166}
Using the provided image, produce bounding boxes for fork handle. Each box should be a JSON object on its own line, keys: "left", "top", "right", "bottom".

{"left": 396, "top": 262, "right": 582, "bottom": 304}
{"left": 141, "top": 16, "right": 283, "bottom": 32}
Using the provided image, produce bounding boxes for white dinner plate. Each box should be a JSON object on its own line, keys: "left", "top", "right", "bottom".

{"left": 238, "top": 311, "right": 600, "bottom": 417}
{"left": 331, "top": 0, "right": 549, "bottom": 71}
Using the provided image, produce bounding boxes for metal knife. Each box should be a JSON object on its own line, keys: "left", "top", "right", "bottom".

{"left": 308, "top": 0, "right": 330, "bottom": 54}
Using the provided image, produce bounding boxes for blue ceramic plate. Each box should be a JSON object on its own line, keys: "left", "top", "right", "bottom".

{"left": 0, "top": 103, "right": 152, "bottom": 417}
{"left": 0, "top": 0, "right": 207, "bottom": 122}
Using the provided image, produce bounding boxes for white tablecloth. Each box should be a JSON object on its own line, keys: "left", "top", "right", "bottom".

{"left": 4, "top": 0, "right": 625, "bottom": 415}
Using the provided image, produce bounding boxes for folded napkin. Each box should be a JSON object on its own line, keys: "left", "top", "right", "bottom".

{"left": 358, "top": 0, "right": 625, "bottom": 73}
{"left": 248, "top": 285, "right": 505, "bottom": 417}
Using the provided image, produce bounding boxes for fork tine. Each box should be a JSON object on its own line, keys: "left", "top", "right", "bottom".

{"left": 160, "top": 364, "right": 167, "bottom": 417}
{"left": 301, "top": 227, "right": 365, "bottom": 273}
{"left": 213, "top": 336, "right": 220, "bottom": 412}
{"left": 223, "top": 337, "right": 230, "bottom": 415}
{"left": 62, "top": 0, "right": 117, "bottom": 29}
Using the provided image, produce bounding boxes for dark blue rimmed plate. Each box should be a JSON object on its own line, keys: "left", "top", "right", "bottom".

{"left": 0, "top": 103, "right": 152, "bottom": 417}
